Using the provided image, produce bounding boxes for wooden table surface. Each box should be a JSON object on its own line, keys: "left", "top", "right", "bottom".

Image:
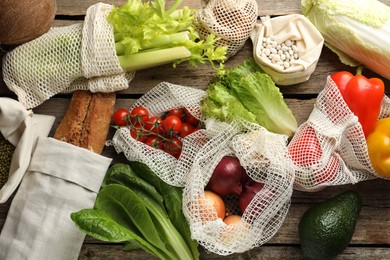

{"left": 2, "top": 0, "right": 390, "bottom": 259}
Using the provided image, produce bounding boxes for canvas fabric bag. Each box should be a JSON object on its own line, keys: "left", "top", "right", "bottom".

{"left": 251, "top": 14, "right": 324, "bottom": 86}
{"left": 288, "top": 76, "right": 383, "bottom": 192}
{"left": 194, "top": 0, "right": 258, "bottom": 58}
{"left": 0, "top": 98, "right": 55, "bottom": 203}
{"left": 2, "top": 3, "right": 134, "bottom": 109}
{"left": 0, "top": 137, "right": 112, "bottom": 260}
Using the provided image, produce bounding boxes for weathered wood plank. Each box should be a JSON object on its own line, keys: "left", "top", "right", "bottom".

{"left": 78, "top": 243, "right": 390, "bottom": 259}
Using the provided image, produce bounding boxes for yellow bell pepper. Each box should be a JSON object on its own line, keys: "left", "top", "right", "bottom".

{"left": 366, "top": 118, "right": 390, "bottom": 178}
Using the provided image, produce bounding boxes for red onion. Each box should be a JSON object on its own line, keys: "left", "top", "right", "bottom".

{"left": 208, "top": 156, "right": 248, "bottom": 196}
{"left": 239, "top": 180, "right": 265, "bottom": 213}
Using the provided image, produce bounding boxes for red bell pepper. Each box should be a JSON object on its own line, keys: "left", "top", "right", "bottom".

{"left": 288, "top": 124, "right": 338, "bottom": 185}
{"left": 331, "top": 67, "right": 385, "bottom": 137}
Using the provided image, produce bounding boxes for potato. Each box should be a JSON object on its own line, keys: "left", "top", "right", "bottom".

{"left": 0, "top": 0, "right": 56, "bottom": 45}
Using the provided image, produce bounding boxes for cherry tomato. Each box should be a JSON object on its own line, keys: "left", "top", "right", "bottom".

{"left": 184, "top": 108, "right": 200, "bottom": 126}
{"left": 144, "top": 116, "right": 164, "bottom": 134}
{"left": 130, "top": 127, "right": 147, "bottom": 142}
{"left": 130, "top": 106, "right": 149, "bottom": 125}
{"left": 163, "top": 137, "right": 182, "bottom": 158}
{"left": 203, "top": 191, "right": 226, "bottom": 220}
{"left": 112, "top": 108, "right": 131, "bottom": 126}
{"left": 144, "top": 135, "right": 164, "bottom": 150}
{"left": 163, "top": 115, "right": 182, "bottom": 135}
{"left": 167, "top": 108, "right": 185, "bottom": 119}
{"left": 179, "top": 122, "right": 195, "bottom": 138}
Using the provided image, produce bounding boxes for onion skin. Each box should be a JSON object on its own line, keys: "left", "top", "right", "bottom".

{"left": 0, "top": 0, "right": 56, "bottom": 45}
{"left": 208, "top": 156, "right": 248, "bottom": 196}
{"left": 239, "top": 180, "right": 265, "bottom": 214}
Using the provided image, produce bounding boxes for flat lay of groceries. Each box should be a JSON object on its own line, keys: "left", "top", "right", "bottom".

{"left": 1, "top": 0, "right": 390, "bottom": 259}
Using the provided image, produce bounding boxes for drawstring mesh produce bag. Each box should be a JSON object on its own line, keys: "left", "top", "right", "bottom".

{"left": 182, "top": 119, "right": 294, "bottom": 255}
{"left": 288, "top": 76, "right": 383, "bottom": 192}
{"left": 251, "top": 14, "right": 324, "bottom": 86}
{"left": 194, "top": 0, "right": 258, "bottom": 58}
{"left": 112, "top": 82, "right": 207, "bottom": 187}
{"left": 2, "top": 3, "right": 134, "bottom": 109}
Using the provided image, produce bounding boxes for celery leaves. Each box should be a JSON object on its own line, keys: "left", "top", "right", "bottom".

{"left": 108, "top": 0, "right": 227, "bottom": 72}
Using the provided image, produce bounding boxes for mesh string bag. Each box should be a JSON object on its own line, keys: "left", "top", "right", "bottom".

{"left": 112, "top": 82, "right": 295, "bottom": 254}
{"left": 112, "top": 82, "right": 207, "bottom": 187}
{"left": 2, "top": 3, "right": 134, "bottom": 109}
{"left": 194, "top": 0, "right": 258, "bottom": 58}
{"left": 182, "top": 119, "right": 294, "bottom": 255}
{"left": 288, "top": 76, "right": 386, "bottom": 192}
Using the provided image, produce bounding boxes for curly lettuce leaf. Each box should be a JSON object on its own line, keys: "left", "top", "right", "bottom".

{"left": 201, "top": 59, "right": 297, "bottom": 137}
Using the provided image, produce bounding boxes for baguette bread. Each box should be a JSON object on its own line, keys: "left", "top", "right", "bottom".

{"left": 54, "top": 90, "right": 116, "bottom": 154}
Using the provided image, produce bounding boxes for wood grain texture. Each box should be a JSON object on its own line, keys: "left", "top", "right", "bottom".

{"left": 2, "top": 0, "right": 390, "bottom": 259}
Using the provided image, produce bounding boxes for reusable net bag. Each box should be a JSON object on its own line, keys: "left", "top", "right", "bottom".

{"left": 112, "top": 82, "right": 207, "bottom": 187}
{"left": 288, "top": 76, "right": 382, "bottom": 192}
{"left": 251, "top": 14, "right": 324, "bottom": 86}
{"left": 111, "top": 82, "right": 294, "bottom": 254}
{"left": 2, "top": 3, "right": 134, "bottom": 109}
{"left": 194, "top": 0, "right": 258, "bottom": 58}
{"left": 182, "top": 119, "right": 294, "bottom": 255}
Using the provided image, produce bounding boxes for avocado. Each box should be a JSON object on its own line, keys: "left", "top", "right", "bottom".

{"left": 298, "top": 190, "right": 362, "bottom": 260}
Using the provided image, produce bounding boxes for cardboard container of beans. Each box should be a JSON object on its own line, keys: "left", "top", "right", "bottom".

{"left": 250, "top": 14, "right": 324, "bottom": 86}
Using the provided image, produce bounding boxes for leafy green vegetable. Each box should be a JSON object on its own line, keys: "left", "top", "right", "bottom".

{"left": 201, "top": 59, "right": 298, "bottom": 136}
{"left": 302, "top": 0, "right": 390, "bottom": 79}
{"left": 71, "top": 162, "right": 199, "bottom": 260}
{"left": 108, "top": 0, "right": 227, "bottom": 72}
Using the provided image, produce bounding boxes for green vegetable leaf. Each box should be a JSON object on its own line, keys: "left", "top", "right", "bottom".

{"left": 95, "top": 184, "right": 171, "bottom": 256}
{"left": 201, "top": 82, "right": 257, "bottom": 123}
{"left": 72, "top": 162, "right": 198, "bottom": 260}
{"left": 108, "top": 0, "right": 226, "bottom": 72}
{"left": 229, "top": 71, "right": 297, "bottom": 136}
{"left": 71, "top": 209, "right": 169, "bottom": 259}
{"left": 201, "top": 59, "right": 298, "bottom": 136}
{"left": 130, "top": 161, "right": 200, "bottom": 260}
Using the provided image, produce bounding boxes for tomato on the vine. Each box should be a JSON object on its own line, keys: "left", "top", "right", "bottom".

{"left": 144, "top": 135, "right": 164, "bottom": 150}
{"left": 130, "top": 127, "right": 147, "bottom": 142}
{"left": 179, "top": 122, "right": 195, "bottom": 138}
{"left": 167, "top": 108, "right": 185, "bottom": 119}
{"left": 112, "top": 108, "right": 131, "bottom": 126}
{"left": 144, "top": 116, "right": 164, "bottom": 134}
{"left": 184, "top": 108, "right": 200, "bottom": 126}
{"left": 130, "top": 106, "right": 149, "bottom": 125}
{"left": 164, "top": 137, "right": 182, "bottom": 158}
{"left": 163, "top": 115, "right": 182, "bottom": 135}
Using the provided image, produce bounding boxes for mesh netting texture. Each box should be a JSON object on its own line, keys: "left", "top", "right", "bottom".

{"left": 112, "top": 82, "right": 295, "bottom": 254}
{"left": 112, "top": 82, "right": 207, "bottom": 187}
{"left": 2, "top": 3, "right": 134, "bottom": 109}
{"left": 182, "top": 119, "right": 294, "bottom": 255}
{"left": 288, "top": 76, "right": 386, "bottom": 192}
{"left": 194, "top": 0, "right": 258, "bottom": 58}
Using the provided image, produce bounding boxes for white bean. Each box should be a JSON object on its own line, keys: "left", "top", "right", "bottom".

{"left": 283, "top": 61, "right": 290, "bottom": 69}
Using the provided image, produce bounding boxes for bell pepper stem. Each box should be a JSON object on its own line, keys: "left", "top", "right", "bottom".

{"left": 356, "top": 65, "right": 365, "bottom": 75}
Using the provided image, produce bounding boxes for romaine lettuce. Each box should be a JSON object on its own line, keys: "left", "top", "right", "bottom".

{"left": 201, "top": 59, "right": 298, "bottom": 137}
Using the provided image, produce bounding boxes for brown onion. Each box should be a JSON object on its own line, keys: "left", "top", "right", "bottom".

{"left": 0, "top": 0, "right": 56, "bottom": 45}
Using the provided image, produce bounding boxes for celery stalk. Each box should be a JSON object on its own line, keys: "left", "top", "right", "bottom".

{"left": 115, "top": 31, "right": 190, "bottom": 56}
{"left": 117, "top": 46, "right": 191, "bottom": 71}
{"left": 108, "top": 0, "right": 227, "bottom": 72}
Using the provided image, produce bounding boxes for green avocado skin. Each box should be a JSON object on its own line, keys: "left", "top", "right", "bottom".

{"left": 298, "top": 190, "right": 362, "bottom": 260}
